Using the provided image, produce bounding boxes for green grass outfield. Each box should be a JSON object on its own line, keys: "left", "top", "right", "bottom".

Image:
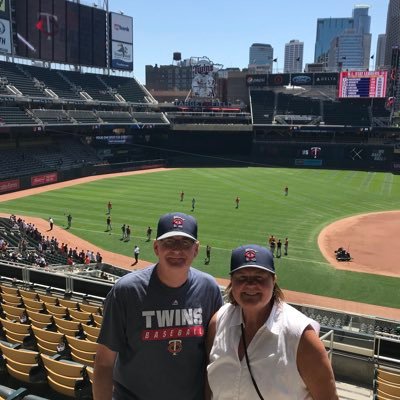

{"left": 1, "top": 167, "right": 400, "bottom": 309}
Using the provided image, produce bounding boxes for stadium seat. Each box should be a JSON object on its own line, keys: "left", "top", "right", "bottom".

{"left": 2, "top": 329, "right": 30, "bottom": 345}
{"left": 58, "top": 298, "right": 79, "bottom": 310}
{"left": 53, "top": 316, "right": 83, "bottom": 337}
{"left": 18, "top": 289, "right": 39, "bottom": 300}
{"left": 80, "top": 303, "right": 102, "bottom": 315}
{"left": 21, "top": 298, "right": 45, "bottom": 313}
{"left": 68, "top": 308, "right": 92, "bottom": 324}
{"left": 0, "top": 341, "right": 41, "bottom": 383}
{"left": 377, "top": 368, "right": 400, "bottom": 385}
{"left": 40, "top": 354, "right": 89, "bottom": 398}
{"left": 0, "top": 284, "right": 20, "bottom": 297}
{"left": 92, "top": 314, "right": 103, "bottom": 326}
{"left": 25, "top": 310, "right": 53, "bottom": 329}
{"left": 376, "top": 380, "right": 400, "bottom": 398}
{"left": 1, "top": 292, "right": 23, "bottom": 307}
{"left": 43, "top": 303, "right": 67, "bottom": 318}
{"left": 1, "top": 304, "right": 25, "bottom": 321}
{"left": 37, "top": 294, "right": 58, "bottom": 305}
{"left": 82, "top": 324, "right": 100, "bottom": 341}
{"left": 66, "top": 335, "right": 98, "bottom": 353}
{"left": 0, "top": 318, "right": 31, "bottom": 335}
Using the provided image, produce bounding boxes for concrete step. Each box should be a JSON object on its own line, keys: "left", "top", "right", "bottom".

{"left": 337, "top": 381, "right": 373, "bottom": 400}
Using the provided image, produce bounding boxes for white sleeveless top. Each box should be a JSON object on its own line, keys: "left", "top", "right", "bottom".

{"left": 207, "top": 302, "right": 319, "bottom": 400}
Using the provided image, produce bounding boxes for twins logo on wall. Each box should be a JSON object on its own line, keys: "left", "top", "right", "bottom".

{"left": 191, "top": 57, "right": 221, "bottom": 99}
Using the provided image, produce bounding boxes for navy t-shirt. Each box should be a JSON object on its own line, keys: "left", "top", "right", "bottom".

{"left": 98, "top": 265, "right": 223, "bottom": 400}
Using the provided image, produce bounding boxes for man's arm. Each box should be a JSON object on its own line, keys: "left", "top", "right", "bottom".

{"left": 297, "top": 326, "right": 338, "bottom": 400}
{"left": 93, "top": 344, "right": 117, "bottom": 400}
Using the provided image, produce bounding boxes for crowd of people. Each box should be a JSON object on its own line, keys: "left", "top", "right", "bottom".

{"left": 0, "top": 214, "right": 103, "bottom": 269}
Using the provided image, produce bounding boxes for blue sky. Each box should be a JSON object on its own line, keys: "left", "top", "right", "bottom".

{"left": 106, "top": 0, "right": 389, "bottom": 83}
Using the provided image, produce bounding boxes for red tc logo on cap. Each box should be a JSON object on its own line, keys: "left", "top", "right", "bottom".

{"left": 244, "top": 249, "right": 257, "bottom": 262}
{"left": 173, "top": 216, "right": 184, "bottom": 229}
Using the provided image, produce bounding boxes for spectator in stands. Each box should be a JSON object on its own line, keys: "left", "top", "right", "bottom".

{"left": 93, "top": 212, "right": 222, "bottom": 400}
{"left": 206, "top": 244, "right": 338, "bottom": 400}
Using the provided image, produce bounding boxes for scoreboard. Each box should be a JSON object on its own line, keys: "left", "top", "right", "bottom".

{"left": 338, "top": 71, "right": 387, "bottom": 99}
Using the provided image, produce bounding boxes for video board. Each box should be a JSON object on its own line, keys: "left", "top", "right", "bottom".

{"left": 338, "top": 71, "right": 387, "bottom": 99}
{"left": 12, "top": 0, "right": 106, "bottom": 68}
{"left": 110, "top": 12, "right": 133, "bottom": 71}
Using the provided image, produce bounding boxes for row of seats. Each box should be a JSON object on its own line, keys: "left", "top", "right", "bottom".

{"left": 0, "top": 340, "right": 93, "bottom": 399}
{"left": 0, "top": 60, "right": 149, "bottom": 104}
{"left": 0, "top": 284, "right": 104, "bottom": 397}
{"left": 374, "top": 366, "right": 400, "bottom": 399}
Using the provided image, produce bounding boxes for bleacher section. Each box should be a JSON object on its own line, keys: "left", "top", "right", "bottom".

{"left": 0, "top": 107, "right": 35, "bottom": 125}
{"left": 250, "top": 90, "right": 275, "bottom": 124}
{"left": 31, "top": 110, "right": 72, "bottom": 125}
{"left": 0, "top": 149, "right": 48, "bottom": 180}
{"left": 324, "top": 100, "right": 371, "bottom": 126}
{"left": 100, "top": 75, "right": 150, "bottom": 103}
{"left": 96, "top": 111, "right": 134, "bottom": 124}
{"left": 61, "top": 71, "right": 115, "bottom": 102}
{"left": 131, "top": 112, "right": 168, "bottom": 124}
{"left": 0, "top": 138, "right": 100, "bottom": 180}
{"left": 0, "top": 62, "right": 45, "bottom": 98}
{"left": 22, "top": 66, "right": 81, "bottom": 100}
{"left": 68, "top": 110, "right": 101, "bottom": 124}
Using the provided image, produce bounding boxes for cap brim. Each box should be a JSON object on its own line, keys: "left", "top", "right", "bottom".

{"left": 230, "top": 264, "right": 275, "bottom": 275}
{"left": 157, "top": 231, "right": 197, "bottom": 241}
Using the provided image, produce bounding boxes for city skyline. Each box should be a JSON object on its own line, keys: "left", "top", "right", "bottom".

{"left": 107, "top": 0, "right": 389, "bottom": 83}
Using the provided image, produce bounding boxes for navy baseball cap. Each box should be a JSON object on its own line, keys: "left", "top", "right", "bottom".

{"left": 156, "top": 212, "right": 198, "bottom": 241}
{"left": 230, "top": 244, "right": 275, "bottom": 275}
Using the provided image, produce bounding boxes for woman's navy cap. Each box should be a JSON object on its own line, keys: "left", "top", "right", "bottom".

{"left": 230, "top": 244, "right": 275, "bottom": 275}
{"left": 157, "top": 212, "right": 198, "bottom": 241}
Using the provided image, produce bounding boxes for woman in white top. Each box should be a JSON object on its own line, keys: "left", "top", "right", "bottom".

{"left": 206, "top": 244, "right": 338, "bottom": 400}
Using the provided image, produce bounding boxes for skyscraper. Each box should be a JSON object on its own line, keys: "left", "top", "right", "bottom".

{"left": 284, "top": 40, "right": 304, "bottom": 73}
{"left": 384, "top": 0, "right": 400, "bottom": 67}
{"left": 248, "top": 43, "right": 274, "bottom": 73}
{"left": 318, "top": 5, "right": 371, "bottom": 71}
{"left": 314, "top": 17, "right": 353, "bottom": 64}
{"left": 376, "top": 34, "right": 387, "bottom": 69}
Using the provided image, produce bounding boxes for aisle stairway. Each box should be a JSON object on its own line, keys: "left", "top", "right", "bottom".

{"left": 337, "top": 381, "right": 372, "bottom": 400}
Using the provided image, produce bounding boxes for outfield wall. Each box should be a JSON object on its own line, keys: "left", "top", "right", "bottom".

{"left": 252, "top": 142, "right": 396, "bottom": 172}
{"left": 0, "top": 160, "right": 165, "bottom": 194}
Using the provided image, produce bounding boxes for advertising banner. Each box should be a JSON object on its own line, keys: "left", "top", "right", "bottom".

{"left": 111, "top": 40, "right": 133, "bottom": 70}
{"left": 246, "top": 75, "right": 267, "bottom": 87}
{"left": 0, "top": 18, "right": 11, "bottom": 54}
{"left": 290, "top": 74, "right": 313, "bottom": 86}
{"left": 268, "top": 74, "right": 290, "bottom": 86}
{"left": 31, "top": 172, "right": 58, "bottom": 187}
{"left": 0, "top": 178, "right": 20, "bottom": 193}
{"left": 314, "top": 73, "right": 339, "bottom": 86}
{"left": 110, "top": 13, "right": 133, "bottom": 44}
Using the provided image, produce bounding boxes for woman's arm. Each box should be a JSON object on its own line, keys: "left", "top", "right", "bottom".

{"left": 204, "top": 313, "right": 218, "bottom": 400}
{"left": 297, "top": 326, "right": 339, "bottom": 400}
